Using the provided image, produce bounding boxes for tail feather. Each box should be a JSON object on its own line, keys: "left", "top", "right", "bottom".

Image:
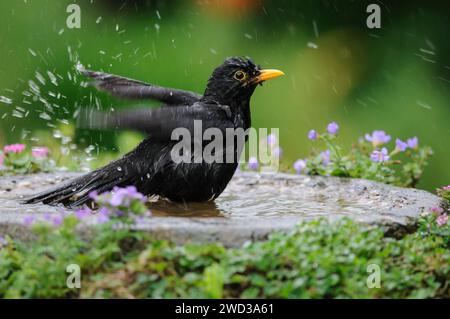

{"left": 67, "top": 179, "right": 124, "bottom": 208}
{"left": 22, "top": 159, "right": 134, "bottom": 207}
{"left": 22, "top": 179, "right": 79, "bottom": 205}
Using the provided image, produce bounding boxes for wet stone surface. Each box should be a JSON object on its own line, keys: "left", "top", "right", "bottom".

{"left": 0, "top": 172, "right": 442, "bottom": 246}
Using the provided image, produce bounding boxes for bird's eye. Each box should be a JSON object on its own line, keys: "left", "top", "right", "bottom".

{"left": 233, "top": 70, "right": 247, "bottom": 81}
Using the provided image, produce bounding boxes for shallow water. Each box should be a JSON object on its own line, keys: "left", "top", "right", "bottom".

{"left": 0, "top": 171, "right": 442, "bottom": 247}
{"left": 147, "top": 172, "right": 386, "bottom": 218}
{"left": 0, "top": 171, "right": 419, "bottom": 221}
{"left": 149, "top": 196, "right": 372, "bottom": 218}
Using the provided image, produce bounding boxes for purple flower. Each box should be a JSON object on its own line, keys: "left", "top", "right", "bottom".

{"left": 114, "top": 210, "right": 125, "bottom": 217}
{"left": 293, "top": 159, "right": 306, "bottom": 174}
{"left": 442, "top": 185, "right": 450, "bottom": 191}
{"left": 267, "top": 134, "right": 277, "bottom": 147}
{"left": 52, "top": 215, "right": 64, "bottom": 227}
{"left": 104, "top": 186, "right": 146, "bottom": 207}
{"left": 31, "top": 147, "right": 49, "bottom": 158}
{"left": 327, "top": 122, "right": 339, "bottom": 135}
{"left": 370, "top": 148, "right": 390, "bottom": 163}
{"left": 437, "top": 214, "right": 448, "bottom": 227}
{"left": 365, "top": 131, "right": 391, "bottom": 146}
{"left": 43, "top": 213, "right": 53, "bottom": 222}
{"left": 407, "top": 137, "right": 418, "bottom": 149}
{"left": 88, "top": 190, "right": 98, "bottom": 200}
{"left": 395, "top": 138, "right": 408, "bottom": 152}
{"left": 96, "top": 215, "right": 110, "bottom": 224}
{"left": 320, "top": 150, "right": 331, "bottom": 166}
{"left": 128, "top": 186, "right": 145, "bottom": 201}
{"left": 75, "top": 207, "right": 91, "bottom": 219}
{"left": 4, "top": 144, "right": 26, "bottom": 154}
{"left": 23, "top": 215, "right": 36, "bottom": 227}
{"left": 96, "top": 207, "right": 110, "bottom": 224}
{"left": 99, "top": 207, "right": 110, "bottom": 215}
{"left": 109, "top": 188, "right": 126, "bottom": 206}
{"left": 248, "top": 156, "right": 259, "bottom": 171}
{"left": 0, "top": 236, "right": 7, "bottom": 247}
{"left": 272, "top": 147, "right": 282, "bottom": 158}
{"left": 308, "top": 129, "right": 318, "bottom": 140}
{"left": 133, "top": 216, "right": 146, "bottom": 225}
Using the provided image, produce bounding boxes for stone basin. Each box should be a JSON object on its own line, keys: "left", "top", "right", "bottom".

{"left": 0, "top": 172, "right": 442, "bottom": 246}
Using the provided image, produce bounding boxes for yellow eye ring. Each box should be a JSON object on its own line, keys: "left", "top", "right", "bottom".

{"left": 233, "top": 70, "right": 247, "bottom": 81}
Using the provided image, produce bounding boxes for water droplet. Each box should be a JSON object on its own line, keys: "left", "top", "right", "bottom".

{"left": 39, "top": 112, "right": 51, "bottom": 121}
{"left": 307, "top": 42, "right": 318, "bottom": 49}
{"left": 28, "top": 80, "right": 40, "bottom": 95}
{"left": 0, "top": 96, "right": 12, "bottom": 104}
{"left": 28, "top": 48, "right": 37, "bottom": 57}
{"left": 47, "top": 71, "right": 58, "bottom": 86}
{"left": 35, "top": 71, "right": 46, "bottom": 85}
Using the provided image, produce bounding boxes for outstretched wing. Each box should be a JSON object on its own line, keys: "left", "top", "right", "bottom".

{"left": 77, "top": 104, "right": 230, "bottom": 140}
{"left": 81, "top": 69, "right": 202, "bottom": 105}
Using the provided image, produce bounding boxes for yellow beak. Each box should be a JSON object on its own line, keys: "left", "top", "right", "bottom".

{"left": 253, "top": 69, "right": 285, "bottom": 84}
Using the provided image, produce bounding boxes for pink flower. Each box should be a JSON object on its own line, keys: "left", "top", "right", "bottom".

{"left": 430, "top": 207, "right": 444, "bottom": 215}
{"left": 442, "top": 185, "right": 450, "bottom": 191}
{"left": 436, "top": 214, "right": 448, "bottom": 227}
{"left": 4, "top": 144, "right": 26, "bottom": 154}
{"left": 32, "top": 147, "right": 49, "bottom": 158}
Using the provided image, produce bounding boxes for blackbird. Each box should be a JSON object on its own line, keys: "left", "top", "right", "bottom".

{"left": 23, "top": 57, "right": 284, "bottom": 207}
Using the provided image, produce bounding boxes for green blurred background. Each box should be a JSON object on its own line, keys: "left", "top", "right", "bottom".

{"left": 0, "top": 0, "right": 449, "bottom": 190}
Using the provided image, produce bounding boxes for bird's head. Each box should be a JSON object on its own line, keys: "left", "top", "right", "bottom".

{"left": 202, "top": 57, "right": 284, "bottom": 106}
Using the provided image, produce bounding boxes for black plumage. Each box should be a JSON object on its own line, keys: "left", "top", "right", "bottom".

{"left": 23, "top": 57, "right": 284, "bottom": 207}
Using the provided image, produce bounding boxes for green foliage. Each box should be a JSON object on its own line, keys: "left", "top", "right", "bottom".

{"left": 0, "top": 131, "right": 447, "bottom": 299}
{"left": 0, "top": 148, "right": 55, "bottom": 175}
{"left": 437, "top": 186, "right": 450, "bottom": 203}
{"left": 418, "top": 214, "right": 450, "bottom": 247}
{"left": 417, "top": 187, "right": 450, "bottom": 247}
{"left": 1, "top": 216, "right": 448, "bottom": 299}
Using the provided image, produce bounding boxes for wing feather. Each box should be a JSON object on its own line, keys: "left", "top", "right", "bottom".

{"left": 81, "top": 69, "right": 202, "bottom": 105}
